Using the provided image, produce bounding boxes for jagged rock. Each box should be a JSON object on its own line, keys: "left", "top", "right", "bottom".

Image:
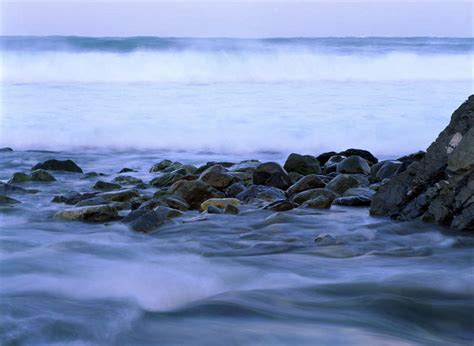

{"left": 168, "top": 180, "right": 224, "bottom": 209}
{"left": 371, "top": 160, "right": 403, "bottom": 181}
{"left": 339, "top": 149, "right": 378, "bottom": 165}
{"left": 292, "top": 188, "right": 339, "bottom": 205}
{"left": 337, "top": 156, "right": 371, "bottom": 175}
{"left": 200, "top": 198, "right": 240, "bottom": 212}
{"left": 0, "top": 195, "right": 21, "bottom": 205}
{"left": 283, "top": 153, "right": 322, "bottom": 175}
{"left": 253, "top": 162, "right": 292, "bottom": 190}
{"left": 112, "top": 175, "right": 143, "bottom": 185}
{"left": 264, "top": 199, "right": 297, "bottom": 212}
{"left": 32, "top": 159, "right": 83, "bottom": 173}
{"left": 326, "top": 174, "right": 360, "bottom": 195}
{"left": 93, "top": 181, "right": 122, "bottom": 191}
{"left": 286, "top": 175, "right": 325, "bottom": 196}
{"left": 30, "top": 169, "right": 56, "bottom": 182}
{"left": 371, "top": 95, "right": 474, "bottom": 231}
{"left": 199, "top": 165, "right": 234, "bottom": 189}
{"left": 55, "top": 205, "right": 120, "bottom": 222}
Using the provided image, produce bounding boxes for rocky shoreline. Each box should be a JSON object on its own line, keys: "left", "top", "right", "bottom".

{"left": 1, "top": 96, "right": 473, "bottom": 232}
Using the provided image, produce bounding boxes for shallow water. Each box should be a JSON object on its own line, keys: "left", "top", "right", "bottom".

{"left": 1, "top": 150, "right": 473, "bottom": 345}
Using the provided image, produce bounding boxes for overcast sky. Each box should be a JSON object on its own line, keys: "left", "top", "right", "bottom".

{"left": 1, "top": 1, "right": 472, "bottom": 37}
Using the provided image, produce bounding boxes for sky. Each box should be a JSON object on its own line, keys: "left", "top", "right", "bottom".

{"left": 1, "top": 0, "right": 473, "bottom": 37}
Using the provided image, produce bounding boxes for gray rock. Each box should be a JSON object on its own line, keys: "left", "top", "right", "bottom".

{"left": 337, "top": 155, "right": 371, "bottom": 175}
{"left": 326, "top": 174, "right": 360, "bottom": 195}
{"left": 32, "top": 159, "right": 83, "bottom": 173}
{"left": 168, "top": 180, "right": 224, "bottom": 210}
{"left": 323, "top": 155, "right": 346, "bottom": 174}
{"left": 343, "top": 187, "right": 375, "bottom": 199}
{"left": 229, "top": 160, "right": 261, "bottom": 173}
{"left": 154, "top": 206, "right": 184, "bottom": 218}
{"left": 52, "top": 191, "right": 97, "bottom": 205}
{"left": 150, "top": 169, "right": 187, "bottom": 187}
{"left": 55, "top": 205, "right": 120, "bottom": 222}
{"left": 122, "top": 209, "right": 168, "bottom": 232}
{"left": 292, "top": 188, "right": 339, "bottom": 205}
{"left": 206, "top": 205, "right": 223, "bottom": 214}
{"left": 371, "top": 160, "right": 403, "bottom": 181}
{"left": 288, "top": 172, "right": 304, "bottom": 184}
{"left": 149, "top": 159, "right": 173, "bottom": 172}
{"left": 253, "top": 162, "right": 292, "bottom": 190}
{"left": 333, "top": 196, "right": 372, "bottom": 206}
{"left": 113, "top": 175, "right": 144, "bottom": 185}
{"left": 338, "top": 149, "right": 378, "bottom": 165}
{"left": 98, "top": 189, "right": 140, "bottom": 202}
{"left": 0, "top": 195, "right": 21, "bottom": 205}
{"left": 225, "top": 182, "right": 246, "bottom": 198}
{"left": 286, "top": 174, "right": 325, "bottom": 196}
{"left": 161, "top": 162, "right": 184, "bottom": 173}
{"left": 224, "top": 204, "right": 240, "bottom": 215}
{"left": 93, "top": 181, "right": 122, "bottom": 191}
{"left": 283, "top": 153, "right": 322, "bottom": 175}
{"left": 30, "top": 169, "right": 56, "bottom": 182}
{"left": 164, "top": 195, "right": 190, "bottom": 211}
{"left": 199, "top": 164, "right": 234, "bottom": 189}
{"left": 75, "top": 196, "right": 110, "bottom": 207}
{"left": 300, "top": 196, "right": 333, "bottom": 209}
{"left": 236, "top": 185, "right": 286, "bottom": 203}
{"left": 370, "top": 95, "right": 474, "bottom": 231}
{"left": 264, "top": 199, "right": 297, "bottom": 212}
{"left": 0, "top": 182, "right": 28, "bottom": 195}
{"left": 397, "top": 151, "right": 425, "bottom": 164}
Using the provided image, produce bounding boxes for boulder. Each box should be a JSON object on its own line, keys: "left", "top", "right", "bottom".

{"left": 236, "top": 185, "right": 286, "bottom": 203}
{"left": 370, "top": 95, "right": 474, "bottom": 231}
{"left": 75, "top": 196, "right": 110, "bottom": 207}
{"left": 229, "top": 160, "right": 261, "bottom": 173}
{"left": 253, "top": 162, "right": 292, "bottom": 190}
{"left": 286, "top": 174, "right": 325, "bottom": 196}
{"left": 200, "top": 198, "right": 240, "bottom": 212}
{"left": 323, "top": 155, "right": 346, "bottom": 174}
{"left": 343, "top": 187, "right": 375, "bottom": 199}
{"left": 371, "top": 160, "right": 403, "bottom": 181}
{"left": 316, "top": 151, "right": 338, "bottom": 166}
{"left": 52, "top": 191, "right": 96, "bottom": 205}
{"left": 264, "top": 200, "right": 297, "bottom": 212}
{"left": 8, "top": 172, "right": 31, "bottom": 184}
{"left": 161, "top": 162, "right": 184, "bottom": 173}
{"left": 119, "top": 168, "right": 136, "bottom": 173}
{"left": 0, "top": 195, "right": 21, "bottom": 205}
{"left": 283, "top": 153, "right": 322, "bottom": 175}
{"left": 224, "top": 204, "right": 240, "bottom": 215}
{"left": 300, "top": 196, "right": 333, "bottom": 209}
{"left": 122, "top": 209, "right": 168, "bottom": 233}
{"left": 154, "top": 206, "right": 184, "bottom": 219}
{"left": 326, "top": 174, "right": 360, "bottom": 195}
{"left": 149, "top": 159, "right": 173, "bottom": 172}
{"left": 112, "top": 175, "right": 144, "bottom": 185}
{"left": 32, "top": 159, "right": 83, "bottom": 173}
{"left": 150, "top": 169, "right": 187, "bottom": 188}
{"left": 55, "top": 205, "right": 120, "bottom": 222}
{"left": 397, "top": 151, "right": 425, "bottom": 164}
{"left": 337, "top": 156, "right": 371, "bottom": 175}
{"left": 334, "top": 196, "right": 372, "bottom": 206}
{"left": 196, "top": 161, "right": 234, "bottom": 174}
{"left": 338, "top": 149, "right": 378, "bottom": 165}
{"left": 288, "top": 172, "right": 304, "bottom": 184}
{"left": 0, "top": 147, "right": 13, "bottom": 152}
{"left": 292, "top": 188, "right": 339, "bottom": 205}
{"left": 0, "top": 182, "right": 28, "bottom": 195}
{"left": 206, "top": 205, "right": 223, "bottom": 214}
{"left": 225, "top": 182, "right": 246, "bottom": 198}
{"left": 199, "top": 165, "right": 234, "bottom": 189}
{"left": 168, "top": 180, "right": 224, "bottom": 209}
{"left": 30, "top": 169, "right": 56, "bottom": 182}
{"left": 98, "top": 189, "right": 140, "bottom": 202}
{"left": 164, "top": 195, "right": 190, "bottom": 211}
{"left": 93, "top": 181, "right": 122, "bottom": 191}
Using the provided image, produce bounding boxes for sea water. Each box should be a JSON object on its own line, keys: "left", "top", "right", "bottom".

{"left": 0, "top": 37, "right": 473, "bottom": 345}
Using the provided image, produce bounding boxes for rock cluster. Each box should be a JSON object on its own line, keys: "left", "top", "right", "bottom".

{"left": 371, "top": 95, "right": 473, "bottom": 231}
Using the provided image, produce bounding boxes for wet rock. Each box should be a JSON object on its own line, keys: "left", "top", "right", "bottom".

{"left": 149, "top": 159, "right": 173, "bottom": 172}
{"left": 161, "top": 162, "right": 184, "bottom": 173}
{"left": 81, "top": 172, "right": 106, "bottom": 179}
{"left": 333, "top": 196, "right": 372, "bottom": 206}
{"left": 288, "top": 172, "right": 303, "bottom": 184}
{"left": 264, "top": 199, "right": 297, "bottom": 212}
{"left": 314, "top": 234, "right": 339, "bottom": 246}
{"left": 371, "top": 95, "right": 474, "bottom": 231}
{"left": 150, "top": 169, "right": 187, "bottom": 188}
{"left": 0, "top": 147, "right": 13, "bottom": 152}
{"left": 337, "top": 155, "right": 371, "bottom": 175}
{"left": 98, "top": 189, "right": 140, "bottom": 202}
{"left": 112, "top": 175, "right": 144, "bottom": 185}
{"left": 55, "top": 205, "right": 120, "bottom": 222}
{"left": 168, "top": 180, "right": 224, "bottom": 209}
{"left": 283, "top": 153, "right": 322, "bottom": 175}
{"left": 93, "top": 181, "right": 122, "bottom": 191}
{"left": 316, "top": 151, "right": 338, "bottom": 166}
{"left": 0, "top": 195, "right": 21, "bottom": 205}
{"left": 200, "top": 197, "right": 240, "bottom": 212}
{"left": 180, "top": 165, "right": 198, "bottom": 175}
{"left": 122, "top": 209, "right": 168, "bottom": 232}
{"left": 253, "top": 162, "right": 292, "bottom": 190}
{"left": 397, "top": 151, "right": 425, "bottom": 164}
{"left": 196, "top": 161, "right": 234, "bottom": 174}
{"left": 137, "top": 198, "right": 166, "bottom": 210}
{"left": 52, "top": 191, "right": 97, "bottom": 205}
{"left": 371, "top": 160, "right": 403, "bottom": 181}
{"left": 343, "top": 187, "right": 375, "bottom": 199}
{"left": 286, "top": 174, "right": 325, "bottom": 196}
{"left": 323, "top": 155, "right": 346, "bottom": 174}
{"left": 229, "top": 160, "right": 261, "bottom": 173}
{"left": 206, "top": 205, "right": 223, "bottom": 214}
{"left": 0, "top": 182, "right": 28, "bottom": 195}
{"left": 351, "top": 174, "right": 370, "bottom": 187}
{"left": 154, "top": 206, "right": 183, "bottom": 218}
{"left": 119, "top": 168, "right": 136, "bottom": 173}
{"left": 229, "top": 171, "right": 253, "bottom": 185}
{"left": 224, "top": 204, "right": 240, "bottom": 215}
{"left": 338, "top": 148, "right": 378, "bottom": 165}
{"left": 199, "top": 164, "right": 234, "bottom": 189}
{"left": 8, "top": 172, "right": 31, "bottom": 184}
{"left": 164, "top": 195, "right": 190, "bottom": 211}
{"left": 326, "top": 174, "right": 360, "bottom": 195}
{"left": 300, "top": 195, "right": 333, "bottom": 209}
{"left": 32, "top": 159, "right": 83, "bottom": 173}
{"left": 236, "top": 185, "right": 286, "bottom": 203}
{"left": 30, "top": 169, "right": 56, "bottom": 182}
{"left": 292, "top": 188, "right": 338, "bottom": 205}
{"left": 75, "top": 196, "right": 110, "bottom": 207}
{"left": 225, "top": 182, "right": 247, "bottom": 198}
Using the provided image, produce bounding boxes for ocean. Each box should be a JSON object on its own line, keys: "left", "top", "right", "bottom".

{"left": 0, "top": 37, "right": 473, "bottom": 345}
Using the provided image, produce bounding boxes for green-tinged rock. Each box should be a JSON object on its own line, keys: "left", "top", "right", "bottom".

{"left": 30, "top": 169, "right": 56, "bottom": 182}
{"left": 200, "top": 197, "right": 240, "bottom": 212}
{"left": 326, "top": 174, "right": 360, "bottom": 195}
{"left": 300, "top": 196, "right": 333, "bottom": 209}
{"left": 93, "top": 181, "right": 122, "bottom": 191}
{"left": 112, "top": 175, "right": 144, "bottom": 185}
{"left": 32, "top": 159, "right": 83, "bottom": 173}
{"left": 55, "top": 205, "right": 120, "bottom": 222}
{"left": 8, "top": 172, "right": 31, "bottom": 184}
{"left": 286, "top": 174, "right": 325, "bottom": 196}
{"left": 0, "top": 195, "right": 21, "bottom": 205}
{"left": 284, "top": 153, "right": 322, "bottom": 175}
{"left": 168, "top": 180, "right": 224, "bottom": 210}
{"left": 199, "top": 164, "right": 234, "bottom": 189}
{"left": 99, "top": 189, "right": 140, "bottom": 202}
{"left": 292, "top": 188, "right": 339, "bottom": 205}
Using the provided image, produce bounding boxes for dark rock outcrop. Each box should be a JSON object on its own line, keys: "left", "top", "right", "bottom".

{"left": 32, "top": 159, "right": 83, "bottom": 173}
{"left": 253, "top": 162, "right": 292, "bottom": 190}
{"left": 283, "top": 153, "right": 322, "bottom": 175}
{"left": 168, "top": 180, "right": 224, "bottom": 209}
{"left": 370, "top": 95, "right": 474, "bottom": 231}
{"left": 339, "top": 149, "right": 378, "bottom": 165}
